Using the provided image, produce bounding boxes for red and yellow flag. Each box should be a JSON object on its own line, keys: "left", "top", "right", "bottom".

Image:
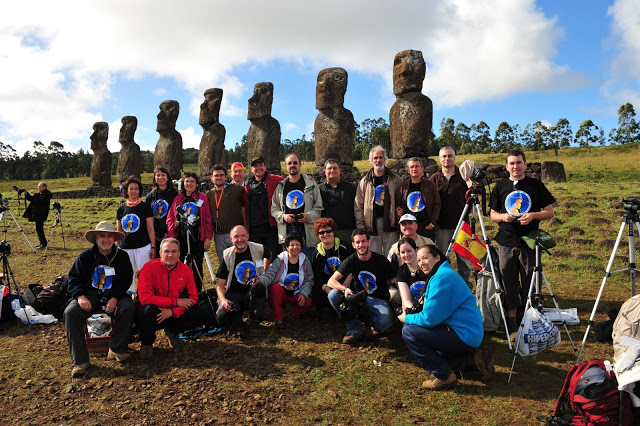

{"left": 452, "top": 222, "right": 487, "bottom": 270}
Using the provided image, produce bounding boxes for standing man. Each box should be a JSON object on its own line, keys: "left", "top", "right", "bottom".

{"left": 231, "top": 162, "right": 246, "bottom": 186}
{"left": 355, "top": 146, "right": 402, "bottom": 256}
{"left": 136, "top": 238, "right": 201, "bottom": 358}
{"left": 215, "top": 225, "right": 271, "bottom": 333}
{"left": 490, "top": 149, "right": 555, "bottom": 337}
{"left": 206, "top": 164, "right": 247, "bottom": 262}
{"left": 327, "top": 229, "right": 395, "bottom": 344}
{"left": 271, "top": 153, "right": 323, "bottom": 254}
{"left": 429, "top": 146, "right": 473, "bottom": 288}
{"left": 396, "top": 157, "right": 441, "bottom": 240}
{"left": 64, "top": 221, "right": 135, "bottom": 377}
{"left": 318, "top": 159, "right": 356, "bottom": 244}
{"left": 245, "top": 156, "right": 284, "bottom": 257}
{"left": 23, "top": 182, "right": 52, "bottom": 249}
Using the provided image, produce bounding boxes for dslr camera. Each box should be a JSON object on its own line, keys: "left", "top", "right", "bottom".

{"left": 11, "top": 185, "right": 25, "bottom": 196}
{"left": 623, "top": 198, "right": 640, "bottom": 212}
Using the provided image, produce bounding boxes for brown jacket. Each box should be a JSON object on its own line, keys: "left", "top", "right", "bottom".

{"left": 355, "top": 167, "right": 403, "bottom": 232}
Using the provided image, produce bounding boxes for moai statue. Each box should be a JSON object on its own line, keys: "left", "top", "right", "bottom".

{"left": 117, "top": 116, "right": 141, "bottom": 183}
{"left": 154, "top": 100, "right": 182, "bottom": 180}
{"left": 247, "top": 82, "right": 281, "bottom": 173}
{"left": 389, "top": 50, "right": 433, "bottom": 159}
{"left": 314, "top": 68, "right": 354, "bottom": 167}
{"left": 90, "top": 122, "right": 112, "bottom": 187}
{"left": 198, "top": 89, "right": 226, "bottom": 177}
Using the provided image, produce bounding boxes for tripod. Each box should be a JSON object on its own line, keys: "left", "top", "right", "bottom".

{"left": 576, "top": 200, "right": 640, "bottom": 363}
{"left": 447, "top": 187, "right": 511, "bottom": 349}
{"left": 0, "top": 202, "right": 35, "bottom": 253}
{"left": 508, "top": 238, "right": 577, "bottom": 382}
{"left": 47, "top": 207, "right": 71, "bottom": 249}
{"left": 0, "top": 246, "right": 30, "bottom": 323}
{"left": 182, "top": 228, "right": 216, "bottom": 289}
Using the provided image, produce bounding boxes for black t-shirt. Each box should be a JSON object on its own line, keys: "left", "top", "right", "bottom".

{"left": 217, "top": 245, "right": 271, "bottom": 294}
{"left": 489, "top": 176, "right": 556, "bottom": 247}
{"left": 373, "top": 175, "right": 385, "bottom": 218}
{"left": 406, "top": 181, "right": 428, "bottom": 223}
{"left": 396, "top": 263, "right": 429, "bottom": 301}
{"left": 248, "top": 177, "right": 269, "bottom": 226}
{"left": 116, "top": 202, "right": 153, "bottom": 249}
{"left": 145, "top": 188, "right": 178, "bottom": 239}
{"left": 338, "top": 251, "right": 394, "bottom": 300}
{"left": 283, "top": 261, "right": 301, "bottom": 296}
{"left": 283, "top": 179, "right": 306, "bottom": 216}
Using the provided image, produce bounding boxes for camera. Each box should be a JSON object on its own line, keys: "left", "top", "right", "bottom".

{"left": 53, "top": 201, "right": 62, "bottom": 212}
{"left": 0, "top": 240, "right": 11, "bottom": 254}
{"left": 294, "top": 213, "right": 304, "bottom": 222}
{"left": 11, "top": 185, "right": 25, "bottom": 196}
{"left": 623, "top": 198, "right": 640, "bottom": 212}
{"left": 338, "top": 290, "right": 368, "bottom": 321}
{"left": 175, "top": 205, "right": 200, "bottom": 240}
{"left": 471, "top": 167, "right": 486, "bottom": 184}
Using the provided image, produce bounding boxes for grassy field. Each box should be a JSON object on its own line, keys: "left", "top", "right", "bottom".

{"left": 0, "top": 144, "right": 639, "bottom": 425}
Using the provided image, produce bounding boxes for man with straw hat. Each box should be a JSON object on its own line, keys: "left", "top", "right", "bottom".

{"left": 64, "top": 221, "right": 135, "bottom": 378}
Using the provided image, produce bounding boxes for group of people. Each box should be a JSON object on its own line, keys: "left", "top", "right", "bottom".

{"left": 62, "top": 146, "right": 555, "bottom": 391}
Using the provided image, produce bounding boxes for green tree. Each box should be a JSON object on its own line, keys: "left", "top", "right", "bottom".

{"left": 455, "top": 122, "right": 472, "bottom": 155}
{"left": 531, "top": 121, "right": 549, "bottom": 151}
{"left": 575, "top": 120, "right": 600, "bottom": 153}
{"left": 548, "top": 118, "right": 572, "bottom": 156}
{"left": 519, "top": 124, "right": 534, "bottom": 150}
{"left": 437, "top": 118, "right": 457, "bottom": 153}
{"left": 470, "top": 121, "right": 492, "bottom": 153}
{"left": 609, "top": 103, "right": 639, "bottom": 145}
{"left": 493, "top": 121, "right": 514, "bottom": 153}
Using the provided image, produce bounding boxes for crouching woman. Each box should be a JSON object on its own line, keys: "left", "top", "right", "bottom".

{"left": 398, "top": 244, "right": 493, "bottom": 390}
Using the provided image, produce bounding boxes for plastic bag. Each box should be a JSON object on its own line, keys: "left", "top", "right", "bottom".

{"left": 11, "top": 300, "right": 58, "bottom": 324}
{"left": 516, "top": 306, "right": 560, "bottom": 356}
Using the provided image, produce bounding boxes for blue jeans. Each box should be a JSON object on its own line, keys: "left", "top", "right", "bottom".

{"left": 402, "top": 323, "right": 474, "bottom": 380}
{"left": 327, "top": 289, "right": 394, "bottom": 335}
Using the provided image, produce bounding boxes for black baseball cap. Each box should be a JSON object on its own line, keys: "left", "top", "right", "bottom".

{"left": 250, "top": 156, "right": 265, "bottom": 166}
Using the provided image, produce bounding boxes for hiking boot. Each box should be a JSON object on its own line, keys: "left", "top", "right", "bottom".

{"left": 274, "top": 320, "right": 285, "bottom": 329}
{"left": 71, "top": 362, "right": 90, "bottom": 378}
{"left": 140, "top": 345, "right": 153, "bottom": 359}
{"left": 164, "top": 329, "right": 183, "bottom": 348}
{"left": 342, "top": 329, "right": 365, "bottom": 345}
{"left": 474, "top": 349, "right": 494, "bottom": 381}
{"left": 107, "top": 349, "right": 130, "bottom": 362}
{"left": 422, "top": 371, "right": 458, "bottom": 390}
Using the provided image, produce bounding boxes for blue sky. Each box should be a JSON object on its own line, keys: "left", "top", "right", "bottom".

{"left": 1, "top": 0, "right": 639, "bottom": 157}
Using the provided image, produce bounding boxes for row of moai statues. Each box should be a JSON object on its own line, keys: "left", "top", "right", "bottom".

{"left": 89, "top": 49, "right": 432, "bottom": 186}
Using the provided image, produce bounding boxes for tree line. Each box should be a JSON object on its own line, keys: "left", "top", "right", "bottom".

{"left": 1, "top": 103, "right": 639, "bottom": 181}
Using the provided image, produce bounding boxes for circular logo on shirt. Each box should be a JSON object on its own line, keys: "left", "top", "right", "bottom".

{"left": 374, "top": 185, "right": 385, "bottom": 206}
{"left": 505, "top": 190, "right": 532, "bottom": 218}
{"left": 286, "top": 190, "right": 304, "bottom": 209}
{"left": 358, "top": 271, "right": 377, "bottom": 294}
{"left": 92, "top": 266, "right": 112, "bottom": 290}
{"left": 181, "top": 202, "right": 198, "bottom": 216}
{"left": 324, "top": 256, "right": 342, "bottom": 275}
{"left": 407, "top": 191, "right": 425, "bottom": 213}
{"left": 410, "top": 281, "right": 427, "bottom": 300}
{"left": 152, "top": 200, "right": 169, "bottom": 219}
{"left": 283, "top": 273, "right": 301, "bottom": 293}
{"left": 235, "top": 261, "right": 257, "bottom": 285}
{"left": 121, "top": 213, "right": 140, "bottom": 234}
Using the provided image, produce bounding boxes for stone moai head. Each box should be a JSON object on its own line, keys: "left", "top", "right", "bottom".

{"left": 316, "top": 67, "right": 348, "bottom": 110}
{"left": 247, "top": 82, "right": 273, "bottom": 120}
{"left": 393, "top": 50, "right": 426, "bottom": 95}
{"left": 199, "top": 88, "right": 223, "bottom": 127}
{"left": 90, "top": 122, "right": 109, "bottom": 151}
{"left": 156, "top": 100, "right": 180, "bottom": 132}
{"left": 119, "top": 116, "right": 138, "bottom": 143}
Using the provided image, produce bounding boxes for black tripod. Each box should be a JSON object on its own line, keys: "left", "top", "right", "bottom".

{"left": 576, "top": 198, "right": 640, "bottom": 363}
{"left": 0, "top": 242, "right": 30, "bottom": 324}
{"left": 0, "top": 198, "right": 35, "bottom": 253}
{"left": 447, "top": 187, "right": 511, "bottom": 349}
{"left": 46, "top": 205, "right": 71, "bottom": 250}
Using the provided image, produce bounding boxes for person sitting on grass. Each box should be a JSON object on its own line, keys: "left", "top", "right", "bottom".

{"left": 257, "top": 233, "right": 313, "bottom": 329}
{"left": 64, "top": 221, "right": 135, "bottom": 378}
{"left": 398, "top": 244, "right": 493, "bottom": 390}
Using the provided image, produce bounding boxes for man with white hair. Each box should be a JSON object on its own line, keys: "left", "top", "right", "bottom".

{"left": 354, "top": 146, "right": 402, "bottom": 256}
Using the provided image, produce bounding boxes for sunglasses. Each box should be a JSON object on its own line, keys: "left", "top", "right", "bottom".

{"left": 317, "top": 229, "right": 333, "bottom": 235}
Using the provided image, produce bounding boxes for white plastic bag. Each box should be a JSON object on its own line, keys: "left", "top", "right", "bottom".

{"left": 516, "top": 306, "right": 561, "bottom": 356}
{"left": 11, "top": 300, "right": 58, "bottom": 325}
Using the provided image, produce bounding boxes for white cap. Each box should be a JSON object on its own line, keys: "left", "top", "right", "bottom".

{"left": 399, "top": 213, "right": 417, "bottom": 223}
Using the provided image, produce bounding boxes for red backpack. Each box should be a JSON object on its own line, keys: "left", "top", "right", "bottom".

{"left": 549, "top": 360, "right": 634, "bottom": 425}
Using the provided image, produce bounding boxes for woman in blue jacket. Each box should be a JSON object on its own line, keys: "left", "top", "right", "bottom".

{"left": 398, "top": 244, "right": 493, "bottom": 390}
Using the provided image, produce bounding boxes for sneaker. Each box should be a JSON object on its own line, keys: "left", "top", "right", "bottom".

{"left": 36, "top": 244, "right": 47, "bottom": 250}
{"left": 474, "top": 349, "right": 494, "bottom": 381}
{"left": 422, "top": 371, "right": 458, "bottom": 390}
{"left": 274, "top": 320, "right": 285, "bottom": 329}
{"left": 140, "top": 345, "right": 153, "bottom": 359}
{"left": 342, "top": 329, "right": 365, "bottom": 345}
{"left": 107, "top": 349, "right": 130, "bottom": 362}
{"left": 164, "top": 329, "right": 184, "bottom": 348}
{"left": 71, "top": 362, "right": 90, "bottom": 378}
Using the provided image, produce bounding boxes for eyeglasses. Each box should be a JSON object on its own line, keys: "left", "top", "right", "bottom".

{"left": 317, "top": 229, "right": 333, "bottom": 235}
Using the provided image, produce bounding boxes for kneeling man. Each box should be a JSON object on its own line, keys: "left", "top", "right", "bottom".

{"left": 136, "top": 238, "right": 200, "bottom": 358}
{"left": 64, "top": 221, "right": 135, "bottom": 378}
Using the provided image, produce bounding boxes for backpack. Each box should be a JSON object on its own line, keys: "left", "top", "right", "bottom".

{"left": 548, "top": 360, "right": 633, "bottom": 425}
{"left": 613, "top": 295, "right": 640, "bottom": 363}
{"left": 475, "top": 246, "right": 503, "bottom": 332}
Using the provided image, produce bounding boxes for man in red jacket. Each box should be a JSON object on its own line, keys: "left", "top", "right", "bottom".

{"left": 136, "top": 238, "right": 199, "bottom": 358}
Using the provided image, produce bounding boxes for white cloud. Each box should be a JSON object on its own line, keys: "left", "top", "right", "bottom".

{"left": 179, "top": 127, "right": 202, "bottom": 150}
{"left": 0, "top": 0, "right": 579, "bottom": 153}
{"left": 282, "top": 122, "right": 298, "bottom": 132}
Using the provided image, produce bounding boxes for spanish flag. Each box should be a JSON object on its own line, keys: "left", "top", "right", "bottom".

{"left": 452, "top": 222, "right": 487, "bottom": 270}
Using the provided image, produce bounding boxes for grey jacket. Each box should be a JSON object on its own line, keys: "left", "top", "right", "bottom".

{"left": 257, "top": 252, "right": 314, "bottom": 299}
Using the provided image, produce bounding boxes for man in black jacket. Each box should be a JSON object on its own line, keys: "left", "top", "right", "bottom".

{"left": 23, "top": 182, "right": 52, "bottom": 249}
{"left": 64, "top": 221, "right": 134, "bottom": 378}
